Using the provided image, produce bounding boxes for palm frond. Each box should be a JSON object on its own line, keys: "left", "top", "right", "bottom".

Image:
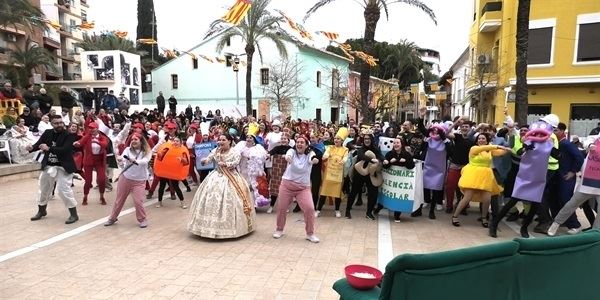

{"left": 304, "top": 0, "right": 340, "bottom": 22}
{"left": 215, "top": 28, "right": 243, "bottom": 53}
{"left": 387, "top": 0, "right": 437, "bottom": 24}
{"left": 260, "top": 32, "right": 289, "bottom": 59}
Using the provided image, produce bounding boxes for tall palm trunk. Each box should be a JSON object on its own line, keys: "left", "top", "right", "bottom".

{"left": 515, "top": 0, "right": 530, "bottom": 125}
{"left": 360, "top": 3, "right": 380, "bottom": 122}
{"left": 245, "top": 44, "right": 255, "bottom": 116}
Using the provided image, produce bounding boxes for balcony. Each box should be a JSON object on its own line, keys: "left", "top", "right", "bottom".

{"left": 479, "top": 1, "right": 502, "bottom": 32}
{"left": 80, "top": 0, "right": 89, "bottom": 7}
{"left": 43, "top": 36, "right": 61, "bottom": 49}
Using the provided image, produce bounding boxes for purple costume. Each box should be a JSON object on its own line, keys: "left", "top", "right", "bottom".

{"left": 423, "top": 137, "right": 447, "bottom": 191}
{"left": 511, "top": 121, "right": 554, "bottom": 203}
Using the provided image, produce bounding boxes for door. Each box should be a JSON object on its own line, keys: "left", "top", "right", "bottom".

{"left": 330, "top": 107, "right": 339, "bottom": 124}
{"left": 316, "top": 108, "right": 321, "bottom": 121}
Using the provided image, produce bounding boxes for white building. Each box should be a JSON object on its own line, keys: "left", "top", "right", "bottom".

{"left": 449, "top": 47, "right": 471, "bottom": 119}
{"left": 145, "top": 33, "right": 351, "bottom": 122}
{"left": 417, "top": 47, "right": 441, "bottom": 77}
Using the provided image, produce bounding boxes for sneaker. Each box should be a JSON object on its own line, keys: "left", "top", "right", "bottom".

{"left": 394, "top": 218, "right": 401, "bottom": 223}
{"left": 306, "top": 235, "right": 320, "bottom": 243}
{"left": 422, "top": 203, "right": 429, "bottom": 209}
{"left": 146, "top": 192, "right": 153, "bottom": 200}
{"left": 180, "top": 202, "right": 187, "bottom": 209}
{"left": 567, "top": 227, "right": 581, "bottom": 235}
{"left": 335, "top": 211, "right": 341, "bottom": 218}
{"left": 104, "top": 219, "right": 117, "bottom": 226}
{"left": 272, "top": 231, "right": 284, "bottom": 239}
{"left": 314, "top": 211, "right": 321, "bottom": 218}
{"left": 547, "top": 222, "right": 560, "bottom": 236}
{"left": 436, "top": 204, "right": 443, "bottom": 211}
{"left": 139, "top": 221, "right": 148, "bottom": 228}
{"left": 106, "top": 186, "right": 113, "bottom": 192}
{"left": 266, "top": 206, "right": 273, "bottom": 214}
{"left": 155, "top": 202, "right": 162, "bottom": 208}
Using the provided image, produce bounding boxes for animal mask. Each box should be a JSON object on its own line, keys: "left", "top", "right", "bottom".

{"left": 524, "top": 120, "right": 553, "bottom": 143}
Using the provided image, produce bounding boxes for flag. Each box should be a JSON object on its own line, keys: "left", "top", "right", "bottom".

{"left": 215, "top": 57, "right": 226, "bottom": 63}
{"left": 222, "top": 0, "right": 252, "bottom": 26}
{"left": 199, "top": 55, "right": 214, "bottom": 63}
{"left": 46, "top": 20, "right": 61, "bottom": 30}
{"left": 180, "top": 51, "right": 197, "bottom": 60}
{"left": 351, "top": 50, "right": 378, "bottom": 67}
{"left": 275, "top": 9, "right": 312, "bottom": 40}
{"left": 316, "top": 31, "right": 339, "bottom": 41}
{"left": 113, "top": 30, "right": 128, "bottom": 38}
{"left": 137, "top": 38, "right": 157, "bottom": 45}
{"left": 78, "top": 21, "right": 94, "bottom": 29}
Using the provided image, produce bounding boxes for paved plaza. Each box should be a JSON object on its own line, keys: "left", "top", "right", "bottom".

{"left": 0, "top": 175, "right": 563, "bottom": 299}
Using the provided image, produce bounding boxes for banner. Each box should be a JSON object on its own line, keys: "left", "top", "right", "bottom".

{"left": 580, "top": 139, "right": 600, "bottom": 194}
{"left": 195, "top": 142, "right": 217, "bottom": 171}
{"left": 377, "top": 163, "right": 423, "bottom": 213}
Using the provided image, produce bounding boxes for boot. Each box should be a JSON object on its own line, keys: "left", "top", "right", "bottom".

{"left": 65, "top": 207, "right": 79, "bottom": 224}
{"left": 411, "top": 206, "right": 422, "bottom": 217}
{"left": 488, "top": 220, "right": 498, "bottom": 238}
{"left": 345, "top": 210, "right": 352, "bottom": 219}
{"left": 428, "top": 204, "right": 436, "bottom": 220}
{"left": 82, "top": 195, "right": 88, "bottom": 206}
{"left": 30, "top": 205, "right": 47, "bottom": 221}
{"left": 146, "top": 192, "right": 153, "bottom": 200}
{"left": 366, "top": 212, "right": 375, "bottom": 220}
{"left": 520, "top": 225, "right": 530, "bottom": 238}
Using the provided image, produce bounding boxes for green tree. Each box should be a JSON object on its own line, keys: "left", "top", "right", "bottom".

{"left": 0, "top": 0, "right": 46, "bottom": 32}
{"left": 305, "top": 0, "right": 436, "bottom": 122}
{"left": 515, "top": 0, "right": 530, "bottom": 125}
{"left": 76, "top": 32, "right": 138, "bottom": 54}
{"left": 136, "top": 0, "right": 158, "bottom": 60}
{"left": 6, "top": 39, "right": 57, "bottom": 87}
{"left": 383, "top": 40, "right": 424, "bottom": 90}
{"left": 206, "top": 0, "right": 289, "bottom": 116}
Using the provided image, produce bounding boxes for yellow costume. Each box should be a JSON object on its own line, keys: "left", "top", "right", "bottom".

{"left": 458, "top": 145, "right": 505, "bottom": 195}
{"left": 320, "top": 146, "right": 348, "bottom": 198}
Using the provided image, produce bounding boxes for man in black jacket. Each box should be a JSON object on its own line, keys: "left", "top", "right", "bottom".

{"left": 156, "top": 91, "right": 165, "bottom": 116}
{"left": 80, "top": 86, "right": 96, "bottom": 113}
{"left": 58, "top": 85, "right": 76, "bottom": 119}
{"left": 27, "top": 115, "right": 79, "bottom": 224}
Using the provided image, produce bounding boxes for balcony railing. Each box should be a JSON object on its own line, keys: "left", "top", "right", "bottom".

{"left": 479, "top": 1, "right": 502, "bottom": 32}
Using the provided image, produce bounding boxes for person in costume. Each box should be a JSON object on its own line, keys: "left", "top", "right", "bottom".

{"left": 28, "top": 115, "right": 79, "bottom": 224}
{"left": 444, "top": 119, "right": 474, "bottom": 213}
{"left": 316, "top": 128, "right": 349, "bottom": 218}
{"left": 272, "top": 135, "right": 320, "bottom": 243}
{"left": 548, "top": 134, "right": 600, "bottom": 235}
{"left": 104, "top": 133, "right": 153, "bottom": 228}
{"left": 489, "top": 117, "right": 561, "bottom": 238}
{"left": 266, "top": 133, "right": 291, "bottom": 214}
{"left": 187, "top": 133, "right": 256, "bottom": 239}
{"left": 502, "top": 124, "right": 530, "bottom": 221}
{"left": 451, "top": 133, "right": 510, "bottom": 227}
{"left": 345, "top": 132, "right": 384, "bottom": 220}
{"left": 238, "top": 135, "right": 269, "bottom": 207}
{"left": 74, "top": 122, "right": 109, "bottom": 206}
{"left": 373, "top": 137, "right": 415, "bottom": 222}
{"left": 185, "top": 124, "right": 202, "bottom": 185}
{"left": 153, "top": 136, "right": 188, "bottom": 209}
{"left": 265, "top": 120, "right": 283, "bottom": 172}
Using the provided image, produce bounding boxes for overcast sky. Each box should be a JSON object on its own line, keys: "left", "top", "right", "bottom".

{"left": 90, "top": 0, "right": 474, "bottom": 71}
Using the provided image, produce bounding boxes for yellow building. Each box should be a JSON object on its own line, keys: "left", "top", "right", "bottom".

{"left": 468, "top": 0, "right": 600, "bottom": 136}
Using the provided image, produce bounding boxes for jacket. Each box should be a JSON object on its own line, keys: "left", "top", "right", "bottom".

{"left": 58, "top": 91, "right": 76, "bottom": 108}
{"left": 30, "top": 129, "right": 77, "bottom": 173}
{"left": 75, "top": 132, "right": 109, "bottom": 167}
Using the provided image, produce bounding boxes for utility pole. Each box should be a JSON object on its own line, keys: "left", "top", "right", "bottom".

{"left": 150, "top": 8, "right": 156, "bottom": 62}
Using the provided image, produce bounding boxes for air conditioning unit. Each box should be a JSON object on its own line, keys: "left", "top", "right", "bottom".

{"left": 477, "top": 54, "right": 490, "bottom": 65}
{"left": 6, "top": 33, "right": 17, "bottom": 42}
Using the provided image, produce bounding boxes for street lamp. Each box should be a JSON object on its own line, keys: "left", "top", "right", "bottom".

{"left": 227, "top": 53, "right": 245, "bottom": 106}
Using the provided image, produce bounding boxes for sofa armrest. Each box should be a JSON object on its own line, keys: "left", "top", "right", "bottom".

{"left": 515, "top": 229, "right": 600, "bottom": 252}
{"left": 332, "top": 278, "right": 381, "bottom": 300}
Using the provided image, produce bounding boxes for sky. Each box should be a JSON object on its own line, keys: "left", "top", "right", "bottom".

{"left": 90, "top": 0, "right": 474, "bottom": 72}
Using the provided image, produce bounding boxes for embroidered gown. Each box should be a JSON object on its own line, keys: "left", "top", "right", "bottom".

{"left": 187, "top": 148, "right": 256, "bottom": 239}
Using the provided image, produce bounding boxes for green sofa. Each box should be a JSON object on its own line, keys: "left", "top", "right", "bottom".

{"left": 333, "top": 230, "right": 600, "bottom": 300}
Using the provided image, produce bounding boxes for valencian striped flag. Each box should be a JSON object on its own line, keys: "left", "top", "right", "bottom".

{"left": 316, "top": 31, "right": 339, "bottom": 42}
{"left": 222, "top": 0, "right": 252, "bottom": 26}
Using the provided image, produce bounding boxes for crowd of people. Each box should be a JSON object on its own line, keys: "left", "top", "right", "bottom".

{"left": 1, "top": 82, "right": 599, "bottom": 243}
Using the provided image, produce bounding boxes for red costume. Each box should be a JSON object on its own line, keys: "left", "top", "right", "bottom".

{"left": 76, "top": 122, "right": 109, "bottom": 204}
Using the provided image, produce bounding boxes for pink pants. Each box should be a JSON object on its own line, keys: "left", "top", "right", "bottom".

{"left": 445, "top": 168, "right": 462, "bottom": 209}
{"left": 109, "top": 176, "right": 147, "bottom": 223}
{"left": 276, "top": 179, "right": 316, "bottom": 235}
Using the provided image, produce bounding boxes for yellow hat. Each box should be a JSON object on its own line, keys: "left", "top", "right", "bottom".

{"left": 336, "top": 127, "right": 349, "bottom": 139}
{"left": 248, "top": 122, "right": 259, "bottom": 136}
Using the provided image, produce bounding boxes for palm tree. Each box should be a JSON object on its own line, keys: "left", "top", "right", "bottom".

{"left": 76, "top": 32, "right": 138, "bottom": 54}
{"left": 206, "top": 0, "right": 289, "bottom": 116}
{"left": 515, "top": 0, "right": 531, "bottom": 125}
{"left": 0, "top": 0, "right": 46, "bottom": 32}
{"left": 305, "top": 0, "right": 436, "bottom": 121}
{"left": 7, "top": 40, "right": 57, "bottom": 87}
{"left": 383, "top": 40, "right": 423, "bottom": 90}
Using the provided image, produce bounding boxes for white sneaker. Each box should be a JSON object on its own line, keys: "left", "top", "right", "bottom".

{"left": 306, "top": 235, "right": 320, "bottom": 243}
{"left": 272, "top": 231, "right": 284, "bottom": 239}
{"left": 436, "top": 204, "right": 443, "bottom": 211}
{"left": 266, "top": 207, "right": 273, "bottom": 214}
{"left": 423, "top": 203, "right": 429, "bottom": 208}
{"left": 314, "top": 211, "right": 321, "bottom": 218}
{"left": 547, "top": 222, "right": 560, "bottom": 236}
{"left": 567, "top": 227, "right": 581, "bottom": 235}
{"left": 335, "top": 211, "right": 341, "bottom": 218}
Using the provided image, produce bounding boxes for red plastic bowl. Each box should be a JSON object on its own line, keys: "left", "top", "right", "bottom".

{"left": 344, "top": 264, "right": 383, "bottom": 290}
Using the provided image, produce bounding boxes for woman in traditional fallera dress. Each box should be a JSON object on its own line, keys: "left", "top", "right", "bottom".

{"left": 187, "top": 133, "right": 256, "bottom": 239}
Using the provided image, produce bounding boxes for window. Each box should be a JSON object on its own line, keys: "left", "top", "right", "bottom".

{"left": 316, "top": 108, "right": 321, "bottom": 121}
{"left": 69, "top": 19, "right": 76, "bottom": 33}
{"left": 226, "top": 37, "right": 231, "bottom": 47}
{"left": 171, "top": 74, "right": 178, "bottom": 89}
{"left": 260, "top": 68, "right": 269, "bottom": 85}
{"left": 225, "top": 55, "right": 232, "bottom": 67}
{"left": 192, "top": 58, "right": 198, "bottom": 69}
{"left": 527, "top": 19, "right": 555, "bottom": 66}
{"left": 575, "top": 14, "right": 600, "bottom": 63}
{"left": 81, "top": 9, "right": 87, "bottom": 22}
{"left": 316, "top": 71, "right": 321, "bottom": 87}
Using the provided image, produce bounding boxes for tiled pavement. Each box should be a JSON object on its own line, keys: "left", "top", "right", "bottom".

{"left": 0, "top": 175, "right": 586, "bottom": 299}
